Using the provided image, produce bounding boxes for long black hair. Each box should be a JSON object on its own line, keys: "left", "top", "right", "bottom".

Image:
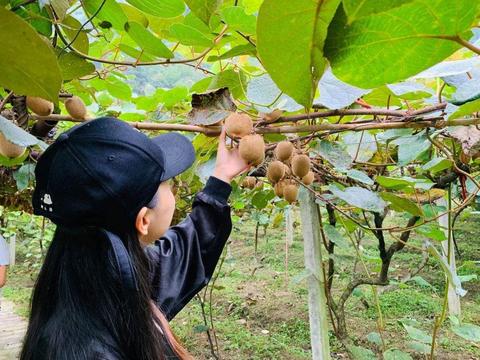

{"left": 19, "top": 223, "right": 168, "bottom": 359}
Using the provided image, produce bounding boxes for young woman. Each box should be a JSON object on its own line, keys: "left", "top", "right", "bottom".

{"left": 20, "top": 116, "right": 250, "bottom": 360}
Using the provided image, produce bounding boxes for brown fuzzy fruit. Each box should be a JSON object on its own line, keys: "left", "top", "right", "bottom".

{"left": 65, "top": 96, "right": 87, "bottom": 119}
{"left": 239, "top": 134, "right": 265, "bottom": 166}
{"left": 242, "top": 176, "right": 257, "bottom": 189}
{"left": 302, "top": 171, "right": 314, "bottom": 185}
{"left": 274, "top": 180, "right": 286, "bottom": 198}
{"left": 267, "top": 160, "right": 285, "bottom": 184}
{"left": 283, "top": 163, "right": 292, "bottom": 176}
{"left": 284, "top": 184, "right": 299, "bottom": 204}
{"left": 26, "top": 96, "right": 53, "bottom": 116}
{"left": 275, "top": 141, "right": 294, "bottom": 162}
{"left": 0, "top": 132, "right": 26, "bottom": 158}
{"left": 225, "top": 112, "right": 253, "bottom": 138}
{"left": 292, "top": 154, "right": 310, "bottom": 178}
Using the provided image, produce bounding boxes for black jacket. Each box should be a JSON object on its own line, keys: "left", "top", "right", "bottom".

{"left": 35, "top": 176, "right": 233, "bottom": 359}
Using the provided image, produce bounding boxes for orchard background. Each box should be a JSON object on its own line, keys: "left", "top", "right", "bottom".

{"left": 1, "top": 0, "right": 480, "bottom": 359}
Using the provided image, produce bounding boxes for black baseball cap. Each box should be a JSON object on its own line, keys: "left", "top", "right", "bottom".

{"left": 32, "top": 116, "right": 195, "bottom": 234}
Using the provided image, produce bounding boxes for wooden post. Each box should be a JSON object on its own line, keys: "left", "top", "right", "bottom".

{"left": 298, "top": 187, "right": 331, "bottom": 360}
{"left": 436, "top": 197, "right": 461, "bottom": 316}
{"left": 286, "top": 206, "right": 294, "bottom": 247}
{"left": 9, "top": 234, "right": 15, "bottom": 267}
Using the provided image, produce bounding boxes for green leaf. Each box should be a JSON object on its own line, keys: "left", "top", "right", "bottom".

{"left": 380, "top": 192, "right": 423, "bottom": 217}
{"left": 61, "top": 16, "right": 89, "bottom": 53}
{"left": 325, "top": 1, "right": 480, "bottom": 88}
{"left": 126, "top": 0, "right": 184, "bottom": 18}
{"left": 57, "top": 52, "right": 95, "bottom": 81}
{"left": 416, "top": 223, "right": 447, "bottom": 242}
{"left": 447, "top": 98, "right": 480, "bottom": 120}
{"left": 317, "top": 140, "right": 352, "bottom": 171}
{"left": 118, "top": 43, "right": 156, "bottom": 61}
{"left": 342, "top": 0, "right": 414, "bottom": 23}
{"left": 169, "top": 23, "right": 213, "bottom": 47}
{"left": 451, "top": 323, "right": 480, "bottom": 342}
{"left": 0, "top": 115, "right": 46, "bottom": 147}
{"left": 348, "top": 345, "right": 376, "bottom": 360}
{"left": 383, "top": 348, "right": 413, "bottom": 360}
{"left": 207, "top": 43, "right": 256, "bottom": 61}
{"left": 257, "top": 0, "right": 341, "bottom": 106}
{"left": 208, "top": 69, "right": 247, "bottom": 99}
{"left": 220, "top": 6, "right": 256, "bottom": 34}
{"left": 366, "top": 331, "right": 382, "bottom": 346}
{"left": 393, "top": 133, "right": 431, "bottom": 166}
{"left": 49, "top": 0, "right": 70, "bottom": 21}
{"left": 451, "top": 79, "right": 480, "bottom": 105}
{"left": 376, "top": 176, "right": 411, "bottom": 190}
{"left": 329, "top": 185, "right": 386, "bottom": 213}
{"left": 125, "top": 21, "right": 174, "bottom": 58}
{"left": 13, "top": 163, "right": 36, "bottom": 191}
{"left": 252, "top": 190, "right": 275, "bottom": 209}
{"left": 184, "top": 0, "right": 221, "bottom": 25}
{"left": 159, "top": 86, "right": 189, "bottom": 108}
{"left": 343, "top": 131, "right": 377, "bottom": 163}
{"left": 387, "top": 81, "right": 432, "bottom": 100}
{"left": 315, "top": 68, "right": 371, "bottom": 109}
{"left": 105, "top": 76, "right": 132, "bottom": 101}
{"left": 407, "top": 341, "right": 430, "bottom": 354}
{"left": 120, "top": 3, "right": 149, "bottom": 27}
{"left": 346, "top": 169, "right": 373, "bottom": 185}
{"left": 421, "top": 157, "right": 453, "bottom": 174}
{"left": 402, "top": 324, "right": 432, "bottom": 344}
{"left": 84, "top": 0, "right": 128, "bottom": 31}
{"left": 193, "top": 324, "right": 209, "bottom": 333}
{"left": 324, "top": 224, "right": 349, "bottom": 248}
{"left": 0, "top": 7, "right": 61, "bottom": 102}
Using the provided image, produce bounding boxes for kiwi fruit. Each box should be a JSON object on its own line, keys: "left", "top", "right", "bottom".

{"left": 267, "top": 160, "right": 285, "bottom": 184}
{"left": 284, "top": 184, "right": 299, "bottom": 204}
{"left": 0, "top": 132, "right": 26, "bottom": 158}
{"left": 302, "top": 171, "right": 314, "bottom": 185}
{"left": 283, "top": 163, "right": 292, "bottom": 176}
{"left": 274, "top": 180, "right": 286, "bottom": 198}
{"left": 26, "top": 96, "right": 53, "bottom": 116}
{"left": 292, "top": 154, "right": 310, "bottom": 178}
{"left": 242, "top": 176, "right": 257, "bottom": 189}
{"left": 275, "top": 141, "right": 294, "bottom": 162}
{"left": 239, "top": 134, "right": 265, "bottom": 166}
{"left": 255, "top": 180, "right": 264, "bottom": 190}
{"left": 65, "top": 96, "right": 87, "bottom": 120}
{"left": 225, "top": 112, "right": 253, "bottom": 138}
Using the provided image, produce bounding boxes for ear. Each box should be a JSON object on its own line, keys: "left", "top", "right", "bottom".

{"left": 135, "top": 206, "right": 150, "bottom": 236}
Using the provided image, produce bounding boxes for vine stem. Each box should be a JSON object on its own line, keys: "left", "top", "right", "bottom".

{"left": 30, "top": 114, "right": 480, "bottom": 135}
{"left": 429, "top": 185, "right": 453, "bottom": 359}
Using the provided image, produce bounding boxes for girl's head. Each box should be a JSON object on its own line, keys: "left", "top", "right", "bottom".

{"left": 21, "top": 117, "right": 195, "bottom": 359}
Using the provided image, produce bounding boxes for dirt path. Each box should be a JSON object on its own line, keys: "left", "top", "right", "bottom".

{"left": 0, "top": 300, "right": 27, "bottom": 360}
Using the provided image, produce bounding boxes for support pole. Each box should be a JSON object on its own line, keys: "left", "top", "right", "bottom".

{"left": 298, "top": 188, "right": 331, "bottom": 360}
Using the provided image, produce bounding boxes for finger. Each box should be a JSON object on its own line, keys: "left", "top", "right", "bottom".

{"left": 218, "top": 126, "right": 227, "bottom": 150}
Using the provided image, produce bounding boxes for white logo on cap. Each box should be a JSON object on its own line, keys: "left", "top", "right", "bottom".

{"left": 40, "top": 193, "right": 53, "bottom": 212}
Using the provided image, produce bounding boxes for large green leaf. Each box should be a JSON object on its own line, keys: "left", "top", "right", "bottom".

{"left": 342, "top": 0, "right": 414, "bottom": 23}
{"left": 317, "top": 140, "right": 352, "bottom": 171}
{"left": 329, "top": 185, "right": 386, "bottom": 213}
{"left": 451, "top": 323, "right": 480, "bottom": 342}
{"left": 380, "top": 192, "right": 423, "bottom": 217}
{"left": 257, "top": 0, "right": 341, "bottom": 107}
{"left": 383, "top": 349, "right": 413, "bottom": 360}
{"left": 208, "top": 69, "right": 247, "bottom": 99}
{"left": 126, "top": 0, "right": 185, "bottom": 18}
{"left": 0, "top": 8, "right": 61, "bottom": 102}
{"left": 57, "top": 52, "right": 96, "bottom": 81}
{"left": 125, "top": 21, "right": 174, "bottom": 58}
{"left": 184, "top": 0, "right": 221, "bottom": 25}
{"left": 84, "top": 0, "right": 128, "bottom": 31}
{"left": 220, "top": 6, "right": 256, "bottom": 34}
{"left": 169, "top": 23, "right": 213, "bottom": 47}
{"left": 325, "top": 0, "right": 480, "bottom": 88}
{"left": 61, "top": 16, "right": 89, "bottom": 53}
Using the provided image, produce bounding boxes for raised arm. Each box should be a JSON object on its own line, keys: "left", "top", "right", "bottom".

{"left": 144, "top": 127, "right": 250, "bottom": 320}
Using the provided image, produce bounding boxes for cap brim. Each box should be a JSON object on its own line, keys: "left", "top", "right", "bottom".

{"left": 151, "top": 132, "right": 195, "bottom": 181}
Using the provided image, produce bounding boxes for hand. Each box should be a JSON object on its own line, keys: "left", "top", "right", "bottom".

{"left": 212, "top": 127, "right": 251, "bottom": 184}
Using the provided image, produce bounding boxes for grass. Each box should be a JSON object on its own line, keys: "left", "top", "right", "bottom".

{"left": 2, "top": 209, "right": 480, "bottom": 359}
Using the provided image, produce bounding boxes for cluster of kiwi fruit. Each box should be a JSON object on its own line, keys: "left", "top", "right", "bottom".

{"left": 266, "top": 141, "right": 314, "bottom": 204}
{"left": 26, "top": 95, "right": 88, "bottom": 120}
{"left": 224, "top": 112, "right": 265, "bottom": 166}
{"left": 240, "top": 176, "right": 263, "bottom": 190}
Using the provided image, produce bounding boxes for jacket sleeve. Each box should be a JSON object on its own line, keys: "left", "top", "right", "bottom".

{"left": 144, "top": 176, "right": 232, "bottom": 321}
